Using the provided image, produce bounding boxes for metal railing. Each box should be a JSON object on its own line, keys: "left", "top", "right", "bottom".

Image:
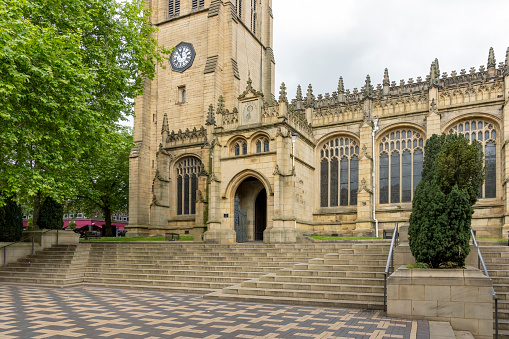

{"left": 383, "top": 222, "right": 398, "bottom": 312}
{"left": 1, "top": 229, "right": 58, "bottom": 267}
{"left": 471, "top": 228, "right": 498, "bottom": 338}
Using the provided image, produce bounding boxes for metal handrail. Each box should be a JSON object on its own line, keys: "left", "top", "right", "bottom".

{"left": 383, "top": 222, "right": 398, "bottom": 311}
{"left": 471, "top": 228, "right": 498, "bottom": 338}
{"left": 1, "top": 229, "right": 58, "bottom": 267}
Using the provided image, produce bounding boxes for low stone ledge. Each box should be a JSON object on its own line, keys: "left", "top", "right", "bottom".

{"left": 387, "top": 266, "right": 493, "bottom": 339}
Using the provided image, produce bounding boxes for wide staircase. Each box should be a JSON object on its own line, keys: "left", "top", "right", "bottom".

{"left": 0, "top": 241, "right": 390, "bottom": 309}
{"left": 206, "top": 242, "right": 390, "bottom": 310}
{"left": 0, "top": 244, "right": 90, "bottom": 286}
{"left": 478, "top": 245, "right": 509, "bottom": 338}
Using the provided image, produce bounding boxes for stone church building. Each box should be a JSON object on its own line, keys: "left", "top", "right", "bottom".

{"left": 129, "top": 0, "right": 509, "bottom": 243}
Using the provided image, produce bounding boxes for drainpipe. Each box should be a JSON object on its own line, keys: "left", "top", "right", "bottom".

{"left": 372, "top": 116, "right": 379, "bottom": 237}
{"left": 292, "top": 133, "right": 299, "bottom": 229}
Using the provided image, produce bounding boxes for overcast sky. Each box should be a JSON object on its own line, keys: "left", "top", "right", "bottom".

{"left": 272, "top": 0, "right": 509, "bottom": 98}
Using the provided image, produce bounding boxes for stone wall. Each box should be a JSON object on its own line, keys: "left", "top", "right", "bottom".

{"left": 388, "top": 266, "right": 493, "bottom": 339}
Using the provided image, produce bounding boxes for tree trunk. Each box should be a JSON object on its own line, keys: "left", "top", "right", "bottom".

{"left": 104, "top": 206, "right": 114, "bottom": 237}
{"left": 32, "top": 192, "right": 41, "bottom": 230}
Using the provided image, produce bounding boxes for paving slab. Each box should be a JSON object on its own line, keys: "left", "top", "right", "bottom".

{"left": 0, "top": 284, "right": 429, "bottom": 338}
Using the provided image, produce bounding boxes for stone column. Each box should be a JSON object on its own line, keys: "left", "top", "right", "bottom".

{"left": 502, "top": 69, "right": 509, "bottom": 238}
{"left": 426, "top": 87, "right": 440, "bottom": 136}
{"left": 204, "top": 139, "right": 235, "bottom": 244}
{"left": 356, "top": 121, "right": 375, "bottom": 235}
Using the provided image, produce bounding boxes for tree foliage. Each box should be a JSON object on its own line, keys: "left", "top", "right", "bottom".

{"left": 0, "top": 0, "right": 169, "bottom": 213}
{"left": 71, "top": 128, "right": 132, "bottom": 236}
{"left": 409, "top": 134, "right": 484, "bottom": 268}
{"left": 38, "top": 197, "right": 64, "bottom": 230}
{"left": 0, "top": 198, "right": 23, "bottom": 242}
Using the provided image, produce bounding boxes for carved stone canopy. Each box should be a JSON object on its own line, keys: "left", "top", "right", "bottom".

{"left": 238, "top": 77, "right": 264, "bottom": 101}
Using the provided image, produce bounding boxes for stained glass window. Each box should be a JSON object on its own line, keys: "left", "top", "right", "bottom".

{"left": 449, "top": 120, "right": 497, "bottom": 199}
{"left": 319, "top": 137, "right": 359, "bottom": 207}
{"left": 379, "top": 128, "right": 424, "bottom": 204}
{"left": 176, "top": 157, "right": 202, "bottom": 215}
{"left": 232, "top": 139, "right": 248, "bottom": 156}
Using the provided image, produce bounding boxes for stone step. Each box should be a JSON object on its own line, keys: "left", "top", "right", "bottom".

{"left": 308, "top": 258, "right": 388, "bottom": 266}
{"left": 259, "top": 273, "right": 383, "bottom": 285}
{"left": 83, "top": 277, "right": 230, "bottom": 289}
{"left": 82, "top": 282, "right": 220, "bottom": 294}
{"left": 487, "top": 270, "right": 509, "bottom": 278}
{"left": 86, "top": 263, "right": 283, "bottom": 272}
{"left": 85, "top": 256, "right": 314, "bottom": 264}
{"left": 205, "top": 290, "right": 384, "bottom": 310}
{"left": 276, "top": 268, "right": 386, "bottom": 279}
{"left": 0, "top": 271, "right": 83, "bottom": 280}
{"left": 300, "top": 263, "right": 385, "bottom": 272}
{"left": 82, "top": 272, "right": 247, "bottom": 283}
{"left": 221, "top": 285, "right": 383, "bottom": 302}
{"left": 84, "top": 267, "right": 266, "bottom": 278}
{"left": 240, "top": 279, "right": 384, "bottom": 293}
{"left": 0, "top": 276, "right": 82, "bottom": 285}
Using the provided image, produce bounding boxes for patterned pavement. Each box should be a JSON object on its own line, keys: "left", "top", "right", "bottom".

{"left": 0, "top": 285, "right": 429, "bottom": 338}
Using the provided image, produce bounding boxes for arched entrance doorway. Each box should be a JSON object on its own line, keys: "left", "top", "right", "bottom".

{"left": 234, "top": 177, "right": 267, "bottom": 242}
{"left": 255, "top": 188, "right": 267, "bottom": 241}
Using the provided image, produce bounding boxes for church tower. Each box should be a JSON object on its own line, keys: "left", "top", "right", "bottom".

{"left": 129, "top": 0, "right": 275, "bottom": 237}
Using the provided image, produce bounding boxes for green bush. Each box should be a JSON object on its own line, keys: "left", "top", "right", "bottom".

{"left": 409, "top": 134, "right": 484, "bottom": 268}
{"left": 0, "top": 198, "right": 23, "bottom": 242}
{"left": 38, "top": 197, "right": 64, "bottom": 230}
{"left": 67, "top": 220, "right": 77, "bottom": 230}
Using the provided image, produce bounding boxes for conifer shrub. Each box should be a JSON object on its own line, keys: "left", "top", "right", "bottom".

{"left": 38, "top": 197, "right": 64, "bottom": 230}
{"left": 408, "top": 134, "right": 484, "bottom": 268}
{"left": 0, "top": 198, "right": 23, "bottom": 242}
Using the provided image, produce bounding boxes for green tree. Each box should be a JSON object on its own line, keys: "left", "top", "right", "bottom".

{"left": 0, "top": 198, "right": 23, "bottom": 242}
{"left": 409, "top": 134, "right": 484, "bottom": 268}
{"left": 0, "top": 0, "right": 170, "bottom": 226}
{"left": 38, "top": 197, "right": 64, "bottom": 230}
{"left": 71, "top": 129, "right": 132, "bottom": 237}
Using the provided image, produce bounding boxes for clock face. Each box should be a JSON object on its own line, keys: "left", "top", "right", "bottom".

{"left": 170, "top": 42, "right": 195, "bottom": 73}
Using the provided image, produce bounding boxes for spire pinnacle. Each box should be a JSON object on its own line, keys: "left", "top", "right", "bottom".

{"left": 383, "top": 68, "right": 390, "bottom": 86}
{"left": 505, "top": 47, "right": 509, "bottom": 76}
{"left": 363, "top": 75, "right": 373, "bottom": 98}
{"left": 296, "top": 85, "right": 303, "bottom": 101}
{"left": 205, "top": 104, "right": 216, "bottom": 126}
{"left": 488, "top": 47, "right": 496, "bottom": 68}
{"left": 338, "top": 77, "right": 345, "bottom": 94}
{"left": 279, "top": 82, "right": 288, "bottom": 103}
{"left": 305, "top": 84, "right": 315, "bottom": 108}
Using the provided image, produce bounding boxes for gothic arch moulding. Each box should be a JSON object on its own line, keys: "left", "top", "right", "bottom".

{"left": 316, "top": 131, "right": 360, "bottom": 149}
{"left": 171, "top": 153, "right": 202, "bottom": 173}
{"left": 223, "top": 169, "right": 274, "bottom": 199}
{"left": 441, "top": 113, "right": 501, "bottom": 135}
{"left": 376, "top": 122, "right": 426, "bottom": 144}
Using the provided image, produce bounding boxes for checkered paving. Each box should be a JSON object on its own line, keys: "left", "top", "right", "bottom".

{"left": 0, "top": 285, "right": 428, "bottom": 338}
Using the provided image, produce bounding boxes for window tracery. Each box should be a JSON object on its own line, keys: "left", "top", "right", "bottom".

{"left": 232, "top": 139, "right": 248, "bottom": 156}
{"left": 176, "top": 157, "right": 202, "bottom": 215}
{"left": 448, "top": 119, "right": 497, "bottom": 199}
{"left": 255, "top": 136, "right": 269, "bottom": 153}
{"left": 379, "top": 129, "right": 424, "bottom": 204}
{"left": 320, "top": 137, "right": 359, "bottom": 207}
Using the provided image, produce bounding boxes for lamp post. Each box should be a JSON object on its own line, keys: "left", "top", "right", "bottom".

{"left": 372, "top": 116, "right": 379, "bottom": 237}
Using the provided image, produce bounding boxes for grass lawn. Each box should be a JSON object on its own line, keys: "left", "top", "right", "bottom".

{"left": 310, "top": 236, "right": 382, "bottom": 241}
{"left": 81, "top": 236, "right": 194, "bottom": 242}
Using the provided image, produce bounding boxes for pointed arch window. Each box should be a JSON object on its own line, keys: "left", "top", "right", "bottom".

{"left": 320, "top": 137, "right": 360, "bottom": 207}
{"left": 379, "top": 129, "right": 424, "bottom": 204}
{"left": 176, "top": 157, "right": 202, "bottom": 215}
{"left": 255, "top": 136, "right": 269, "bottom": 153}
{"left": 448, "top": 119, "right": 497, "bottom": 199}
{"left": 232, "top": 139, "right": 248, "bottom": 156}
